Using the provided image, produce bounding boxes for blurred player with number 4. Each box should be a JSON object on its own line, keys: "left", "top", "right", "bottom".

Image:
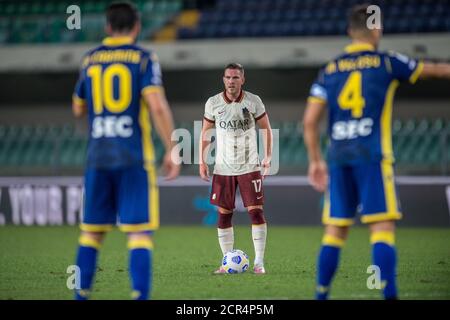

{"left": 304, "top": 4, "right": 450, "bottom": 300}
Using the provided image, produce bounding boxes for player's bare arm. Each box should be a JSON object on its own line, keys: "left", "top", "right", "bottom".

{"left": 143, "top": 89, "right": 180, "bottom": 180}
{"left": 256, "top": 114, "right": 273, "bottom": 178}
{"left": 72, "top": 98, "right": 87, "bottom": 118}
{"left": 199, "top": 119, "right": 214, "bottom": 181}
{"left": 303, "top": 100, "right": 328, "bottom": 192}
{"left": 419, "top": 62, "right": 450, "bottom": 79}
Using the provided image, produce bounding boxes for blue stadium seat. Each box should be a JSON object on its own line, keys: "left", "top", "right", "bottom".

{"left": 279, "top": 22, "right": 295, "bottom": 36}
{"left": 254, "top": 11, "right": 271, "bottom": 23}
{"left": 3, "top": 1, "right": 447, "bottom": 44}
{"left": 248, "top": 23, "right": 265, "bottom": 38}
{"left": 224, "top": 11, "right": 240, "bottom": 24}
{"left": 241, "top": 10, "right": 257, "bottom": 23}
{"left": 234, "top": 23, "right": 249, "bottom": 38}
{"left": 263, "top": 22, "right": 282, "bottom": 37}
{"left": 291, "top": 21, "right": 306, "bottom": 36}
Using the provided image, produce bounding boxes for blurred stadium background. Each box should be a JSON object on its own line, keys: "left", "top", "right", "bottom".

{"left": 0, "top": 0, "right": 449, "bottom": 301}
{"left": 0, "top": 0, "right": 449, "bottom": 225}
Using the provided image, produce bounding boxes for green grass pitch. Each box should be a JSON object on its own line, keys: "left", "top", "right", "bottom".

{"left": 0, "top": 226, "right": 449, "bottom": 300}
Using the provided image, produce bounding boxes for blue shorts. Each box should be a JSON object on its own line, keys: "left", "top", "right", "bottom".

{"left": 81, "top": 165, "right": 159, "bottom": 233}
{"left": 323, "top": 161, "right": 402, "bottom": 226}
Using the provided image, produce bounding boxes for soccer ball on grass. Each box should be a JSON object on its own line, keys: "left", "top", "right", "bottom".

{"left": 221, "top": 249, "right": 249, "bottom": 274}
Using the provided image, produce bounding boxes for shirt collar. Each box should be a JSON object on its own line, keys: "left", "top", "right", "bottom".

{"left": 344, "top": 43, "right": 375, "bottom": 54}
{"left": 102, "top": 36, "right": 135, "bottom": 46}
{"left": 222, "top": 90, "right": 244, "bottom": 104}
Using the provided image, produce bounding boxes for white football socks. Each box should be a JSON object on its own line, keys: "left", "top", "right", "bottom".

{"left": 218, "top": 227, "right": 234, "bottom": 255}
{"left": 252, "top": 223, "right": 267, "bottom": 266}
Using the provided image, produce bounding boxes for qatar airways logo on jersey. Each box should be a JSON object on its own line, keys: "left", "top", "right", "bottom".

{"left": 169, "top": 121, "right": 280, "bottom": 175}
{"left": 218, "top": 119, "right": 250, "bottom": 131}
{"left": 332, "top": 118, "right": 373, "bottom": 140}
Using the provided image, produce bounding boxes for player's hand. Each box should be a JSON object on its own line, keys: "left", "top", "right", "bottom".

{"left": 199, "top": 163, "right": 210, "bottom": 182}
{"left": 261, "top": 157, "right": 271, "bottom": 179}
{"left": 308, "top": 160, "right": 328, "bottom": 192}
{"left": 163, "top": 151, "right": 180, "bottom": 181}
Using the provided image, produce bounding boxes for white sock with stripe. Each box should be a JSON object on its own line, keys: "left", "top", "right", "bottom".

{"left": 252, "top": 223, "right": 267, "bottom": 266}
{"left": 217, "top": 227, "right": 234, "bottom": 255}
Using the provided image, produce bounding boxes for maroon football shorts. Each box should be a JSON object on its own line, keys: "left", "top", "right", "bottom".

{"left": 210, "top": 170, "right": 264, "bottom": 210}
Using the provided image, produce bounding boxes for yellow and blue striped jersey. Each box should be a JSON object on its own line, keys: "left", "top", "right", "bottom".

{"left": 73, "top": 36, "right": 161, "bottom": 169}
{"left": 308, "top": 43, "right": 423, "bottom": 165}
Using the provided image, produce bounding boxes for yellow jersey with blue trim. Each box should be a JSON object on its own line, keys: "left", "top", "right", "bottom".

{"left": 308, "top": 43, "right": 423, "bottom": 165}
{"left": 73, "top": 37, "right": 162, "bottom": 169}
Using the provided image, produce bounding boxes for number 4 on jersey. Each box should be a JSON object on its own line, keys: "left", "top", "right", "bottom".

{"left": 338, "top": 71, "right": 365, "bottom": 118}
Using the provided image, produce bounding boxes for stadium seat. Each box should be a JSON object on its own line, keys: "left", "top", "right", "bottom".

{"left": 173, "top": 0, "right": 450, "bottom": 40}
{"left": 2, "top": 0, "right": 449, "bottom": 43}
{"left": 0, "top": 0, "right": 184, "bottom": 44}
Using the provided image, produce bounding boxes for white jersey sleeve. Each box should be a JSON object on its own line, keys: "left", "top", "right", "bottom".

{"left": 204, "top": 98, "right": 215, "bottom": 122}
{"left": 253, "top": 94, "right": 266, "bottom": 120}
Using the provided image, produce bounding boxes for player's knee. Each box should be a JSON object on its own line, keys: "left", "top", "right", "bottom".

{"left": 218, "top": 211, "right": 233, "bottom": 229}
{"left": 369, "top": 222, "right": 396, "bottom": 246}
{"left": 248, "top": 208, "right": 266, "bottom": 225}
{"left": 323, "top": 225, "right": 348, "bottom": 247}
{"left": 127, "top": 232, "right": 154, "bottom": 250}
{"left": 369, "top": 220, "right": 395, "bottom": 233}
{"left": 322, "top": 233, "right": 346, "bottom": 248}
{"left": 79, "top": 232, "right": 105, "bottom": 249}
{"left": 218, "top": 206, "right": 232, "bottom": 214}
{"left": 370, "top": 230, "right": 395, "bottom": 246}
{"left": 325, "top": 225, "right": 349, "bottom": 240}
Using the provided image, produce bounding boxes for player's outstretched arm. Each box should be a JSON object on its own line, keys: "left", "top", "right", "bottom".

{"left": 303, "top": 100, "right": 328, "bottom": 192}
{"left": 419, "top": 62, "right": 450, "bottom": 80}
{"left": 256, "top": 114, "right": 273, "bottom": 178}
{"left": 199, "top": 119, "right": 214, "bottom": 182}
{"left": 143, "top": 89, "right": 180, "bottom": 180}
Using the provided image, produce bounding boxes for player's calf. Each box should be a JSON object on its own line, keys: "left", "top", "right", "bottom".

{"left": 128, "top": 233, "right": 153, "bottom": 300}
{"left": 248, "top": 207, "right": 266, "bottom": 225}
{"left": 215, "top": 209, "right": 234, "bottom": 273}
{"left": 316, "top": 228, "right": 348, "bottom": 300}
{"left": 217, "top": 210, "right": 234, "bottom": 253}
{"left": 75, "top": 232, "right": 105, "bottom": 300}
{"left": 369, "top": 221, "right": 397, "bottom": 300}
{"left": 248, "top": 207, "right": 267, "bottom": 272}
{"left": 218, "top": 210, "right": 233, "bottom": 229}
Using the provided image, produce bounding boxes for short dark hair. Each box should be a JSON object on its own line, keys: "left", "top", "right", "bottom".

{"left": 348, "top": 3, "right": 381, "bottom": 32}
{"left": 224, "top": 63, "right": 244, "bottom": 75}
{"left": 106, "top": 2, "right": 139, "bottom": 33}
